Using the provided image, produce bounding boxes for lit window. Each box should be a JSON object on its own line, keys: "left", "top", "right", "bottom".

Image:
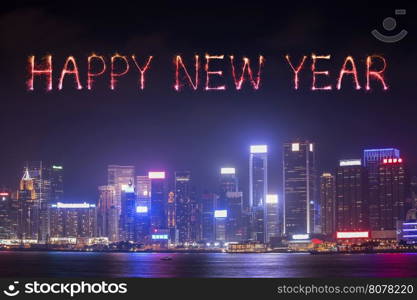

{"left": 309, "top": 143, "right": 314, "bottom": 152}
{"left": 292, "top": 143, "right": 300, "bottom": 151}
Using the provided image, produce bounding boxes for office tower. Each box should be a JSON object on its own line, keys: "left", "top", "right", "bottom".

{"left": 249, "top": 145, "right": 268, "bottom": 243}
{"left": 175, "top": 171, "right": 192, "bottom": 244}
{"left": 107, "top": 165, "right": 135, "bottom": 208}
{"left": 167, "top": 191, "right": 178, "bottom": 244}
{"left": 25, "top": 161, "right": 52, "bottom": 242}
{"left": 265, "top": 194, "right": 279, "bottom": 243}
{"left": 119, "top": 181, "right": 137, "bottom": 241}
{"left": 214, "top": 208, "right": 227, "bottom": 242}
{"left": 225, "top": 191, "right": 244, "bottom": 242}
{"left": 135, "top": 176, "right": 151, "bottom": 243}
{"left": 283, "top": 141, "right": 316, "bottom": 236}
{"left": 0, "top": 190, "right": 11, "bottom": 238}
{"left": 201, "top": 193, "right": 218, "bottom": 243}
{"left": 320, "top": 173, "right": 336, "bottom": 236}
{"left": 50, "top": 202, "right": 97, "bottom": 238}
{"left": 17, "top": 169, "right": 38, "bottom": 240}
{"left": 363, "top": 148, "right": 400, "bottom": 230}
{"left": 149, "top": 171, "right": 166, "bottom": 230}
{"left": 335, "top": 159, "right": 369, "bottom": 232}
{"left": 219, "top": 168, "right": 238, "bottom": 199}
{"left": 97, "top": 185, "right": 118, "bottom": 242}
{"left": 377, "top": 157, "right": 406, "bottom": 230}
{"left": 50, "top": 165, "right": 64, "bottom": 203}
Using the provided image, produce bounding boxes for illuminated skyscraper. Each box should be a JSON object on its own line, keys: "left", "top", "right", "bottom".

{"left": 107, "top": 164, "right": 135, "bottom": 211}
{"left": 149, "top": 171, "right": 166, "bottom": 230}
{"left": 135, "top": 176, "right": 151, "bottom": 243}
{"left": 119, "top": 181, "right": 137, "bottom": 241}
{"left": 175, "top": 171, "right": 192, "bottom": 244}
{"left": 97, "top": 185, "right": 118, "bottom": 242}
{"left": 283, "top": 141, "right": 316, "bottom": 235}
{"left": 201, "top": 193, "right": 218, "bottom": 243}
{"left": 335, "top": 159, "right": 368, "bottom": 232}
{"left": 226, "top": 191, "right": 244, "bottom": 242}
{"left": 249, "top": 145, "right": 268, "bottom": 243}
{"left": 265, "top": 194, "right": 279, "bottom": 243}
{"left": 50, "top": 165, "right": 64, "bottom": 203}
{"left": 377, "top": 157, "right": 406, "bottom": 230}
{"left": 0, "top": 190, "right": 12, "bottom": 239}
{"left": 50, "top": 202, "right": 97, "bottom": 238}
{"left": 25, "top": 161, "right": 52, "bottom": 242}
{"left": 17, "top": 168, "right": 38, "bottom": 240}
{"left": 320, "top": 173, "right": 336, "bottom": 236}
{"left": 363, "top": 148, "right": 400, "bottom": 230}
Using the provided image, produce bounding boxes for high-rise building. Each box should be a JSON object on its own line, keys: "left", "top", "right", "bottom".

{"left": 107, "top": 165, "right": 135, "bottom": 209}
{"left": 335, "top": 159, "right": 368, "bottom": 232}
{"left": 135, "top": 176, "right": 151, "bottom": 243}
{"left": 265, "top": 194, "right": 279, "bottom": 243}
{"left": 377, "top": 157, "right": 406, "bottom": 230}
{"left": 25, "top": 161, "right": 52, "bottom": 242}
{"left": 50, "top": 202, "right": 97, "bottom": 238}
{"left": 226, "top": 191, "right": 244, "bottom": 242}
{"left": 363, "top": 148, "right": 400, "bottom": 230}
{"left": 175, "top": 171, "right": 192, "bottom": 244}
{"left": 320, "top": 173, "right": 336, "bottom": 236}
{"left": 97, "top": 185, "right": 118, "bottom": 242}
{"left": 50, "top": 165, "right": 64, "bottom": 203}
{"left": 119, "top": 182, "right": 137, "bottom": 241}
{"left": 249, "top": 145, "right": 268, "bottom": 243}
{"left": 0, "top": 190, "right": 12, "bottom": 239}
{"left": 17, "top": 168, "right": 38, "bottom": 240}
{"left": 149, "top": 171, "right": 166, "bottom": 230}
{"left": 201, "top": 193, "right": 218, "bottom": 243}
{"left": 283, "top": 141, "right": 316, "bottom": 236}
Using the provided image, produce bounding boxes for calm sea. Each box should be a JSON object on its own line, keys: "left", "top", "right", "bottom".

{"left": 1, "top": 251, "right": 416, "bottom": 277}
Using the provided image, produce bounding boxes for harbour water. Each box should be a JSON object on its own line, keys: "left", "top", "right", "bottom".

{"left": 1, "top": 251, "right": 417, "bottom": 277}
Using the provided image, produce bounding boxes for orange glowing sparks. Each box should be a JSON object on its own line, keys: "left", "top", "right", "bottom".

{"left": 205, "top": 54, "right": 226, "bottom": 91}
{"left": 131, "top": 55, "right": 153, "bottom": 90}
{"left": 87, "top": 54, "right": 106, "bottom": 90}
{"left": 311, "top": 54, "right": 332, "bottom": 90}
{"left": 366, "top": 55, "right": 388, "bottom": 91}
{"left": 285, "top": 55, "right": 307, "bottom": 90}
{"left": 110, "top": 54, "right": 130, "bottom": 90}
{"left": 174, "top": 55, "right": 199, "bottom": 91}
{"left": 58, "top": 56, "right": 82, "bottom": 90}
{"left": 27, "top": 55, "right": 53, "bottom": 91}
{"left": 230, "top": 55, "right": 264, "bottom": 90}
{"left": 337, "top": 56, "right": 361, "bottom": 90}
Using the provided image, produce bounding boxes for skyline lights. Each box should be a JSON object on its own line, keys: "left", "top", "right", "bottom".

{"left": 250, "top": 145, "right": 268, "bottom": 154}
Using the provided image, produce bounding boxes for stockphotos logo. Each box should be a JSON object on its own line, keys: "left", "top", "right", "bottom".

{"left": 3, "top": 281, "right": 127, "bottom": 297}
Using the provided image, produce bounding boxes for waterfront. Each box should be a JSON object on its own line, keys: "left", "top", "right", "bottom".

{"left": 0, "top": 251, "right": 417, "bottom": 277}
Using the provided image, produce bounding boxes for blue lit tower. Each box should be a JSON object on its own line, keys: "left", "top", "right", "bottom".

{"left": 249, "top": 145, "right": 268, "bottom": 243}
{"left": 283, "top": 141, "right": 316, "bottom": 236}
{"left": 363, "top": 148, "right": 400, "bottom": 230}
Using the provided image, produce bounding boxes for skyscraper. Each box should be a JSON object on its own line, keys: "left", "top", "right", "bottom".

{"left": 107, "top": 165, "right": 136, "bottom": 210}
{"left": 175, "top": 171, "right": 192, "bottom": 244}
{"left": 201, "top": 193, "right": 217, "bottom": 243}
{"left": 320, "top": 173, "right": 336, "bottom": 236}
{"left": 225, "top": 191, "right": 244, "bottom": 242}
{"left": 97, "top": 185, "right": 118, "bottom": 242}
{"left": 25, "top": 161, "right": 52, "bottom": 242}
{"left": 17, "top": 168, "right": 38, "bottom": 240}
{"left": 119, "top": 181, "right": 137, "bottom": 241}
{"left": 363, "top": 148, "right": 400, "bottom": 230}
{"left": 283, "top": 141, "right": 316, "bottom": 236}
{"left": 249, "top": 145, "right": 268, "bottom": 243}
{"left": 0, "top": 190, "right": 11, "bottom": 239}
{"left": 149, "top": 171, "right": 166, "bottom": 230}
{"left": 265, "top": 194, "right": 279, "bottom": 243}
{"left": 377, "top": 157, "right": 406, "bottom": 230}
{"left": 335, "top": 159, "right": 368, "bottom": 232}
{"left": 135, "top": 176, "right": 151, "bottom": 243}
{"left": 50, "top": 165, "right": 64, "bottom": 203}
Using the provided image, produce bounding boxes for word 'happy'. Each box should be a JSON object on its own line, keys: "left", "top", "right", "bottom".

{"left": 27, "top": 54, "right": 389, "bottom": 91}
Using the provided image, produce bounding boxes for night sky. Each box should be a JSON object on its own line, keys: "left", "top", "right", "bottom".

{"left": 0, "top": 1, "right": 415, "bottom": 202}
